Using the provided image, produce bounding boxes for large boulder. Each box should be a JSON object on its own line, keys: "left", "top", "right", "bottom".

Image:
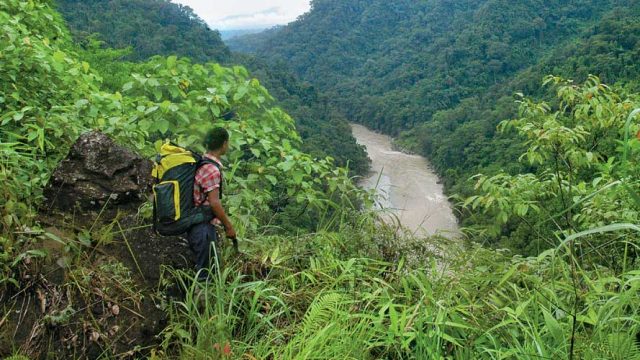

{"left": 44, "top": 131, "right": 153, "bottom": 210}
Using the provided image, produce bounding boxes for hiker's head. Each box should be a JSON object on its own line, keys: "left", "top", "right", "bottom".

{"left": 204, "top": 127, "right": 230, "bottom": 155}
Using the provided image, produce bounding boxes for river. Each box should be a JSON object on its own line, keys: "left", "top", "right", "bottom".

{"left": 351, "top": 124, "right": 459, "bottom": 238}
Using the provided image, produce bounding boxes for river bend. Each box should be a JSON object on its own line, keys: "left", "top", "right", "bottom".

{"left": 351, "top": 124, "right": 458, "bottom": 238}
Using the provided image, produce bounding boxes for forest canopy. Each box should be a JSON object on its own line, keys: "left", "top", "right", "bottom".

{"left": 56, "top": 0, "right": 230, "bottom": 63}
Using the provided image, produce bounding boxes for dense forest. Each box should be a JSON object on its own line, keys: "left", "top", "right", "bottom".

{"left": 55, "top": 0, "right": 370, "bottom": 176}
{"left": 2, "top": 0, "right": 640, "bottom": 359}
{"left": 232, "top": 0, "right": 640, "bottom": 252}
{"left": 231, "top": 0, "right": 636, "bottom": 132}
{"left": 56, "top": 0, "right": 230, "bottom": 63}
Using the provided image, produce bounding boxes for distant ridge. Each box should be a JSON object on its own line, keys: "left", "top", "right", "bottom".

{"left": 219, "top": 29, "right": 265, "bottom": 41}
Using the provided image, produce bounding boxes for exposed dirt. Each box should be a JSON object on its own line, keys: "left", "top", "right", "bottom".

{"left": 0, "top": 207, "right": 194, "bottom": 359}
{"left": 0, "top": 207, "right": 270, "bottom": 359}
{"left": 0, "top": 132, "right": 190, "bottom": 359}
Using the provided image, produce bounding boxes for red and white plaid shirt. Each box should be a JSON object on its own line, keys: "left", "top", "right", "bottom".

{"left": 193, "top": 154, "right": 223, "bottom": 207}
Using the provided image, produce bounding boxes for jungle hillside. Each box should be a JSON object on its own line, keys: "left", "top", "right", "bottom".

{"left": 1, "top": 0, "right": 640, "bottom": 359}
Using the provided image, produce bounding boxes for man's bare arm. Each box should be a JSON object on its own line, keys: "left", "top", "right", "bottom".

{"left": 207, "top": 189, "right": 236, "bottom": 238}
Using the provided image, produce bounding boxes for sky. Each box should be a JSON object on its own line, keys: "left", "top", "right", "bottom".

{"left": 172, "top": 0, "right": 311, "bottom": 30}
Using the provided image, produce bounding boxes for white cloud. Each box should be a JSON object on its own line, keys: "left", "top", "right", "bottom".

{"left": 172, "top": 0, "right": 311, "bottom": 30}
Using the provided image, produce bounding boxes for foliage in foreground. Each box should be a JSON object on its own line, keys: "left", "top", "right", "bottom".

{"left": 158, "top": 215, "right": 640, "bottom": 360}
{"left": 464, "top": 77, "right": 640, "bottom": 259}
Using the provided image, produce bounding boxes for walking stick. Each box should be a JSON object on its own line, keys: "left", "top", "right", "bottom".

{"left": 229, "top": 236, "right": 239, "bottom": 254}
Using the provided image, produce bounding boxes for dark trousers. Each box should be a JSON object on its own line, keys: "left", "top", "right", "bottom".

{"left": 187, "top": 222, "right": 219, "bottom": 281}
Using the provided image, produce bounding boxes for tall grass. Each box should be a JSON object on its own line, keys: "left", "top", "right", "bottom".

{"left": 154, "top": 204, "right": 640, "bottom": 359}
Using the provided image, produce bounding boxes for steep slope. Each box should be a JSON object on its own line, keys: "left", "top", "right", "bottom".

{"left": 1, "top": 1, "right": 364, "bottom": 356}
{"left": 3, "top": 2, "right": 640, "bottom": 359}
{"left": 408, "top": 5, "right": 640, "bottom": 188}
{"left": 233, "top": 54, "right": 370, "bottom": 175}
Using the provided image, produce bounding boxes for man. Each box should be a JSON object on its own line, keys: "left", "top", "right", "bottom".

{"left": 189, "top": 127, "right": 236, "bottom": 281}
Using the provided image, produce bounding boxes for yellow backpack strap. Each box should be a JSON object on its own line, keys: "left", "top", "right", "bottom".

{"left": 151, "top": 154, "right": 162, "bottom": 181}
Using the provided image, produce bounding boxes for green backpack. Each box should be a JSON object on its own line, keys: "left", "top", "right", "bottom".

{"left": 151, "top": 143, "right": 222, "bottom": 236}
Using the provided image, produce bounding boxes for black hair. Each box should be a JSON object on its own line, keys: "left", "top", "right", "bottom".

{"left": 204, "top": 127, "right": 229, "bottom": 151}
{"left": 222, "top": 110, "right": 236, "bottom": 120}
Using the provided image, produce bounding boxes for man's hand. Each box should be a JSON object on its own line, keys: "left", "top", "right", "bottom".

{"left": 225, "top": 226, "right": 237, "bottom": 239}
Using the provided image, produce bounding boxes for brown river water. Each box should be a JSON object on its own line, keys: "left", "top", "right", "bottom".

{"left": 351, "top": 124, "right": 459, "bottom": 238}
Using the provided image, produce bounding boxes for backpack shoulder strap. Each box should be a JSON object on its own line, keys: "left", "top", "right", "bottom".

{"left": 198, "top": 158, "right": 223, "bottom": 199}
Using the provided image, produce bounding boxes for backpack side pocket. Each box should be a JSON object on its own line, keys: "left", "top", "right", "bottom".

{"left": 153, "top": 181, "right": 181, "bottom": 222}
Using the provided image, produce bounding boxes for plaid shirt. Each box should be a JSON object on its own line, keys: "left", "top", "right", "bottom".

{"left": 193, "top": 154, "right": 223, "bottom": 207}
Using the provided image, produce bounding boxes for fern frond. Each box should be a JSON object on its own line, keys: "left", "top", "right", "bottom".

{"left": 301, "top": 292, "right": 345, "bottom": 335}
{"left": 607, "top": 332, "right": 640, "bottom": 360}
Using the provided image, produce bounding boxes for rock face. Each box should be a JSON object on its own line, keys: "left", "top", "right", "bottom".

{"left": 44, "top": 131, "right": 152, "bottom": 210}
